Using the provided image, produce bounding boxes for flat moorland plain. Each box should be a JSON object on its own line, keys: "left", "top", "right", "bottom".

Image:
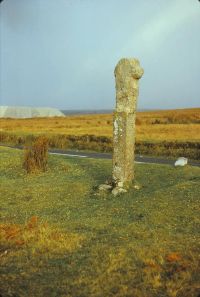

{"left": 0, "top": 108, "right": 200, "bottom": 159}
{"left": 0, "top": 108, "right": 200, "bottom": 140}
{"left": 0, "top": 146, "right": 200, "bottom": 297}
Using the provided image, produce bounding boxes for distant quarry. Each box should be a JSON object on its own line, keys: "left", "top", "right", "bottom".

{"left": 0, "top": 106, "right": 65, "bottom": 118}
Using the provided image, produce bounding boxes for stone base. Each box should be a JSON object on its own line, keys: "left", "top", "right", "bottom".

{"left": 98, "top": 182, "right": 128, "bottom": 197}
{"left": 98, "top": 184, "right": 113, "bottom": 191}
{"left": 98, "top": 180, "right": 141, "bottom": 196}
{"left": 111, "top": 187, "right": 127, "bottom": 196}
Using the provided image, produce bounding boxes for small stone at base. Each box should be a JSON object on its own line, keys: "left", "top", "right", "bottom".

{"left": 117, "top": 181, "right": 124, "bottom": 188}
{"left": 112, "top": 187, "right": 127, "bottom": 196}
{"left": 99, "top": 184, "right": 113, "bottom": 191}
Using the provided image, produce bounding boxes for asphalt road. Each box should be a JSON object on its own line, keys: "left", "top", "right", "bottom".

{"left": 1, "top": 144, "right": 199, "bottom": 167}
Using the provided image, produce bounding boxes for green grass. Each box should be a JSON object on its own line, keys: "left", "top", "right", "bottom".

{"left": 0, "top": 146, "right": 200, "bottom": 297}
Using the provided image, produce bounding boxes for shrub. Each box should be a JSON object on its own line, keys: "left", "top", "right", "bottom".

{"left": 23, "top": 136, "right": 49, "bottom": 173}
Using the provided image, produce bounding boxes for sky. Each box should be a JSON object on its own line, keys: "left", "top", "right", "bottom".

{"left": 0, "top": 0, "right": 200, "bottom": 110}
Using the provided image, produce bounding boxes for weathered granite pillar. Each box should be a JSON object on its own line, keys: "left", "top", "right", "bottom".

{"left": 112, "top": 58, "right": 144, "bottom": 192}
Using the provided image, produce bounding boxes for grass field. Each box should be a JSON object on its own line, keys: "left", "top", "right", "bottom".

{"left": 0, "top": 108, "right": 200, "bottom": 160}
{"left": 0, "top": 146, "right": 200, "bottom": 297}
{"left": 0, "top": 108, "right": 200, "bottom": 140}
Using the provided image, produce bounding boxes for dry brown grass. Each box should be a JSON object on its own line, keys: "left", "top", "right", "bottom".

{"left": 0, "top": 217, "right": 84, "bottom": 255}
{"left": 23, "top": 136, "right": 49, "bottom": 173}
{"left": 0, "top": 108, "right": 200, "bottom": 142}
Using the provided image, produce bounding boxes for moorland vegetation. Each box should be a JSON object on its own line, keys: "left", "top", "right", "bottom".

{"left": 0, "top": 146, "right": 200, "bottom": 297}
{"left": 0, "top": 108, "right": 200, "bottom": 159}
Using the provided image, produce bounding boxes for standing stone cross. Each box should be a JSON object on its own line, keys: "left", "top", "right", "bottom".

{"left": 112, "top": 58, "right": 143, "bottom": 193}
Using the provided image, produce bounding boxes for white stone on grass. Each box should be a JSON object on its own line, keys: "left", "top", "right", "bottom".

{"left": 174, "top": 157, "right": 188, "bottom": 167}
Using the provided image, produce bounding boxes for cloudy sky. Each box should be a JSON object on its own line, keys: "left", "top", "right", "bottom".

{"left": 0, "top": 0, "right": 199, "bottom": 110}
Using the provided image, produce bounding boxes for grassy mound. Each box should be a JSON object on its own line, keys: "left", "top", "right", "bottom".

{"left": 0, "top": 147, "right": 200, "bottom": 297}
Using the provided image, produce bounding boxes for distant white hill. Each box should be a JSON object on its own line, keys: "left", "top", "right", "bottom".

{"left": 0, "top": 106, "right": 65, "bottom": 118}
